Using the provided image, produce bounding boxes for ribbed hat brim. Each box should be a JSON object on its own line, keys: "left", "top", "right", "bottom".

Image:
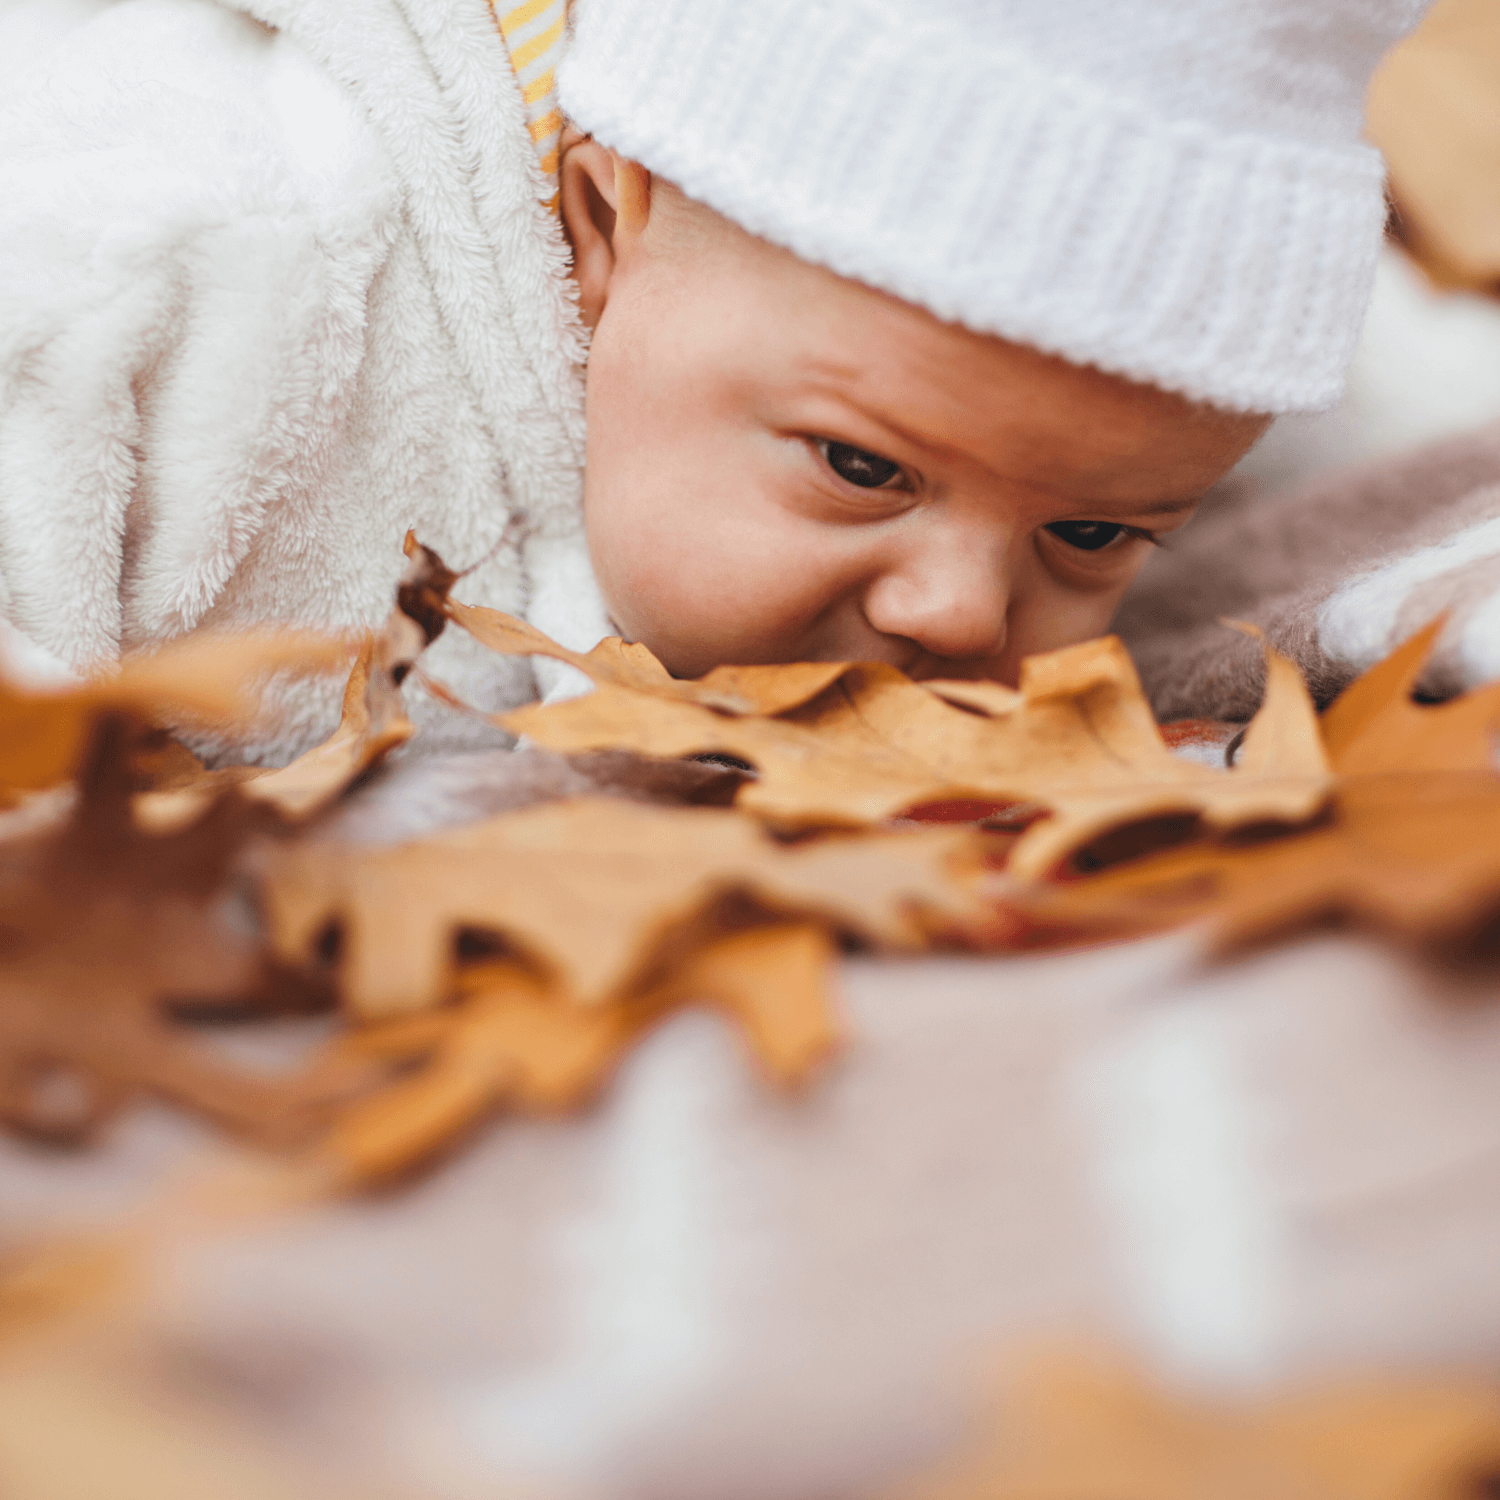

{"left": 559, "top": 0, "right": 1391, "bottom": 414}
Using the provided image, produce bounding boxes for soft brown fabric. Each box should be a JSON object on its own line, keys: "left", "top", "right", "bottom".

{"left": 1115, "top": 420, "right": 1500, "bottom": 721}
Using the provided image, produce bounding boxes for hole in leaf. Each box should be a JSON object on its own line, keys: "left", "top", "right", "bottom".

{"left": 1219, "top": 819, "right": 1317, "bottom": 848}
{"left": 981, "top": 803, "right": 1050, "bottom": 833}
{"left": 454, "top": 927, "right": 511, "bottom": 962}
{"left": 900, "top": 798, "right": 1012, "bottom": 825}
{"left": 313, "top": 920, "right": 343, "bottom": 967}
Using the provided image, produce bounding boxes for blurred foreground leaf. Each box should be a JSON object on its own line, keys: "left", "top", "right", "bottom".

{"left": 884, "top": 1347, "right": 1500, "bottom": 1500}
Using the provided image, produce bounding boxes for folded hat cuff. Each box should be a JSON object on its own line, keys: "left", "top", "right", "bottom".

{"left": 559, "top": 0, "right": 1389, "bottom": 414}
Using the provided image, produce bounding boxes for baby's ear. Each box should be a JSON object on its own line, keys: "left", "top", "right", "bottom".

{"left": 558, "top": 134, "right": 651, "bottom": 330}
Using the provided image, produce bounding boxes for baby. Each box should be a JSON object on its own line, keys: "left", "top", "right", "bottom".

{"left": 569, "top": 163, "right": 1265, "bottom": 686}
{"left": 0, "top": 0, "right": 1426, "bottom": 759}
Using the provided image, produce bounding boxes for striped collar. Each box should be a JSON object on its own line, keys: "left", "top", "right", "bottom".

{"left": 488, "top": 0, "right": 568, "bottom": 209}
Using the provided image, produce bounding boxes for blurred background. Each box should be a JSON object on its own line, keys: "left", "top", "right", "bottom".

{"left": 1237, "top": 0, "right": 1500, "bottom": 496}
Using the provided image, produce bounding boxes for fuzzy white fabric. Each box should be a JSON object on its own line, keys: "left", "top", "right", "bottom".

{"left": 1316, "top": 514, "right": 1500, "bottom": 675}
{"left": 561, "top": 0, "right": 1430, "bottom": 415}
{"left": 0, "top": 0, "right": 611, "bottom": 762}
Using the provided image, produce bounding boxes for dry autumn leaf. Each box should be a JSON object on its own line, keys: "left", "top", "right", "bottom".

{"left": 0, "top": 536, "right": 902, "bottom": 1165}
{"left": 133, "top": 539, "right": 449, "bottom": 832}
{"left": 242, "top": 637, "right": 412, "bottom": 820}
{"left": 447, "top": 596, "right": 850, "bottom": 716}
{"left": 1320, "top": 616, "right": 1500, "bottom": 776}
{"left": 884, "top": 1347, "right": 1500, "bottom": 1500}
{"left": 0, "top": 540, "right": 451, "bottom": 1148}
{"left": 440, "top": 595, "right": 1329, "bottom": 877}
{"left": 0, "top": 713, "right": 357, "bottom": 1146}
{"left": 1014, "top": 771, "right": 1500, "bottom": 956}
{"left": 1016, "top": 620, "right": 1500, "bottom": 954}
{"left": 0, "top": 630, "right": 349, "bottom": 803}
{"left": 3, "top": 534, "right": 1479, "bottom": 1188}
{"left": 315, "top": 922, "right": 839, "bottom": 1184}
{"left": 317, "top": 961, "right": 639, "bottom": 1182}
{"left": 134, "top": 636, "right": 412, "bottom": 833}
{"left": 1367, "top": 0, "right": 1500, "bottom": 289}
{"left": 263, "top": 796, "right": 982, "bottom": 1017}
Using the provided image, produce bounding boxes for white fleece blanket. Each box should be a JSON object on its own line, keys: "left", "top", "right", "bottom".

{"left": 0, "top": 0, "right": 610, "bottom": 761}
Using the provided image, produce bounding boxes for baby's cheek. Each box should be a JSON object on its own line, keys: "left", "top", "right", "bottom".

{"left": 1006, "top": 570, "right": 1137, "bottom": 665}
{"left": 591, "top": 491, "right": 833, "bottom": 676}
{"left": 585, "top": 480, "right": 736, "bottom": 659}
{"left": 585, "top": 489, "right": 677, "bottom": 640}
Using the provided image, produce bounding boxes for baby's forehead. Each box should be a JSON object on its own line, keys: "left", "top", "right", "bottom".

{"left": 635, "top": 176, "right": 1262, "bottom": 453}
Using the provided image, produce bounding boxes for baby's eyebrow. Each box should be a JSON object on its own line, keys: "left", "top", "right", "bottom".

{"left": 1105, "top": 495, "right": 1202, "bottom": 518}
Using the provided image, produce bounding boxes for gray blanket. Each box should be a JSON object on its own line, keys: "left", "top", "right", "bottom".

{"left": 1116, "top": 419, "right": 1500, "bottom": 720}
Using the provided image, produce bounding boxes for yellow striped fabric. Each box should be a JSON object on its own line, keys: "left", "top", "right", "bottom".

{"left": 488, "top": 0, "right": 570, "bottom": 210}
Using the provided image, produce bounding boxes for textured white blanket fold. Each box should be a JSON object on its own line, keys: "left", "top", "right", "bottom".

{"left": 0, "top": 0, "right": 610, "bottom": 760}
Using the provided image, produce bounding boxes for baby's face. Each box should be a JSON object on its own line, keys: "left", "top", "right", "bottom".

{"left": 567, "top": 164, "right": 1267, "bottom": 683}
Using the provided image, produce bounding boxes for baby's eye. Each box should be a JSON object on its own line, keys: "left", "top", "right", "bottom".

{"left": 818, "top": 440, "right": 903, "bottom": 490}
{"left": 1045, "top": 520, "right": 1130, "bottom": 551}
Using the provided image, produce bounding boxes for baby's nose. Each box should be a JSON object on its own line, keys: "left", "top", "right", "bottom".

{"left": 860, "top": 552, "right": 1009, "bottom": 664}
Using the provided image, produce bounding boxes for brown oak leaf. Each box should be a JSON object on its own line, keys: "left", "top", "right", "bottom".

{"left": 314, "top": 922, "right": 840, "bottom": 1184}
{"left": 133, "top": 541, "right": 448, "bottom": 832}
{"left": 0, "top": 714, "right": 357, "bottom": 1146}
{"left": 0, "top": 631, "right": 349, "bottom": 804}
{"left": 134, "top": 635, "right": 413, "bottom": 834}
{"left": 1368, "top": 0, "right": 1500, "bottom": 290}
{"left": 1320, "top": 616, "right": 1500, "bottom": 776}
{"left": 1015, "top": 620, "right": 1500, "bottom": 954}
{"left": 263, "top": 796, "right": 984, "bottom": 1018}
{"left": 438, "top": 597, "right": 1329, "bottom": 877}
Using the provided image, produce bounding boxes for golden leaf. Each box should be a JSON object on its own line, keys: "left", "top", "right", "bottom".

{"left": 447, "top": 595, "right": 850, "bottom": 714}
{"left": 316, "top": 921, "right": 840, "bottom": 1184}
{"left": 1018, "top": 620, "right": 1500, "bottom": 954}
{"left": 134, "top": 636, "right": 412, "bottom": 833}
{"left": 1321, "top": 617, "right": 1500, "bottom": 776}
{"left": 1368, "top": 0, "right": 1500, "bottom": 289}
{"left": 263, "top": 796, "right": 981, "bottom": 1018}
{"left": 885, "top": 1347, "right": 1500, "bottom": 1500}
{"left": 450, "top": 602, "right": 1328, "bottom": 877}
{"left": 0, "top": 631, "right": 349, "bottom": 802}
{"left": 0, "top": 714, "right": 362, "bottom": 1146}
{"left": 133, "top": 545, "right": 444, "bottom": 832}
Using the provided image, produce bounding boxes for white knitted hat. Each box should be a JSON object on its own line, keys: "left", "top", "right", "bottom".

{"left": 558, "top": 0, "right": 1430, "bottom": 414}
